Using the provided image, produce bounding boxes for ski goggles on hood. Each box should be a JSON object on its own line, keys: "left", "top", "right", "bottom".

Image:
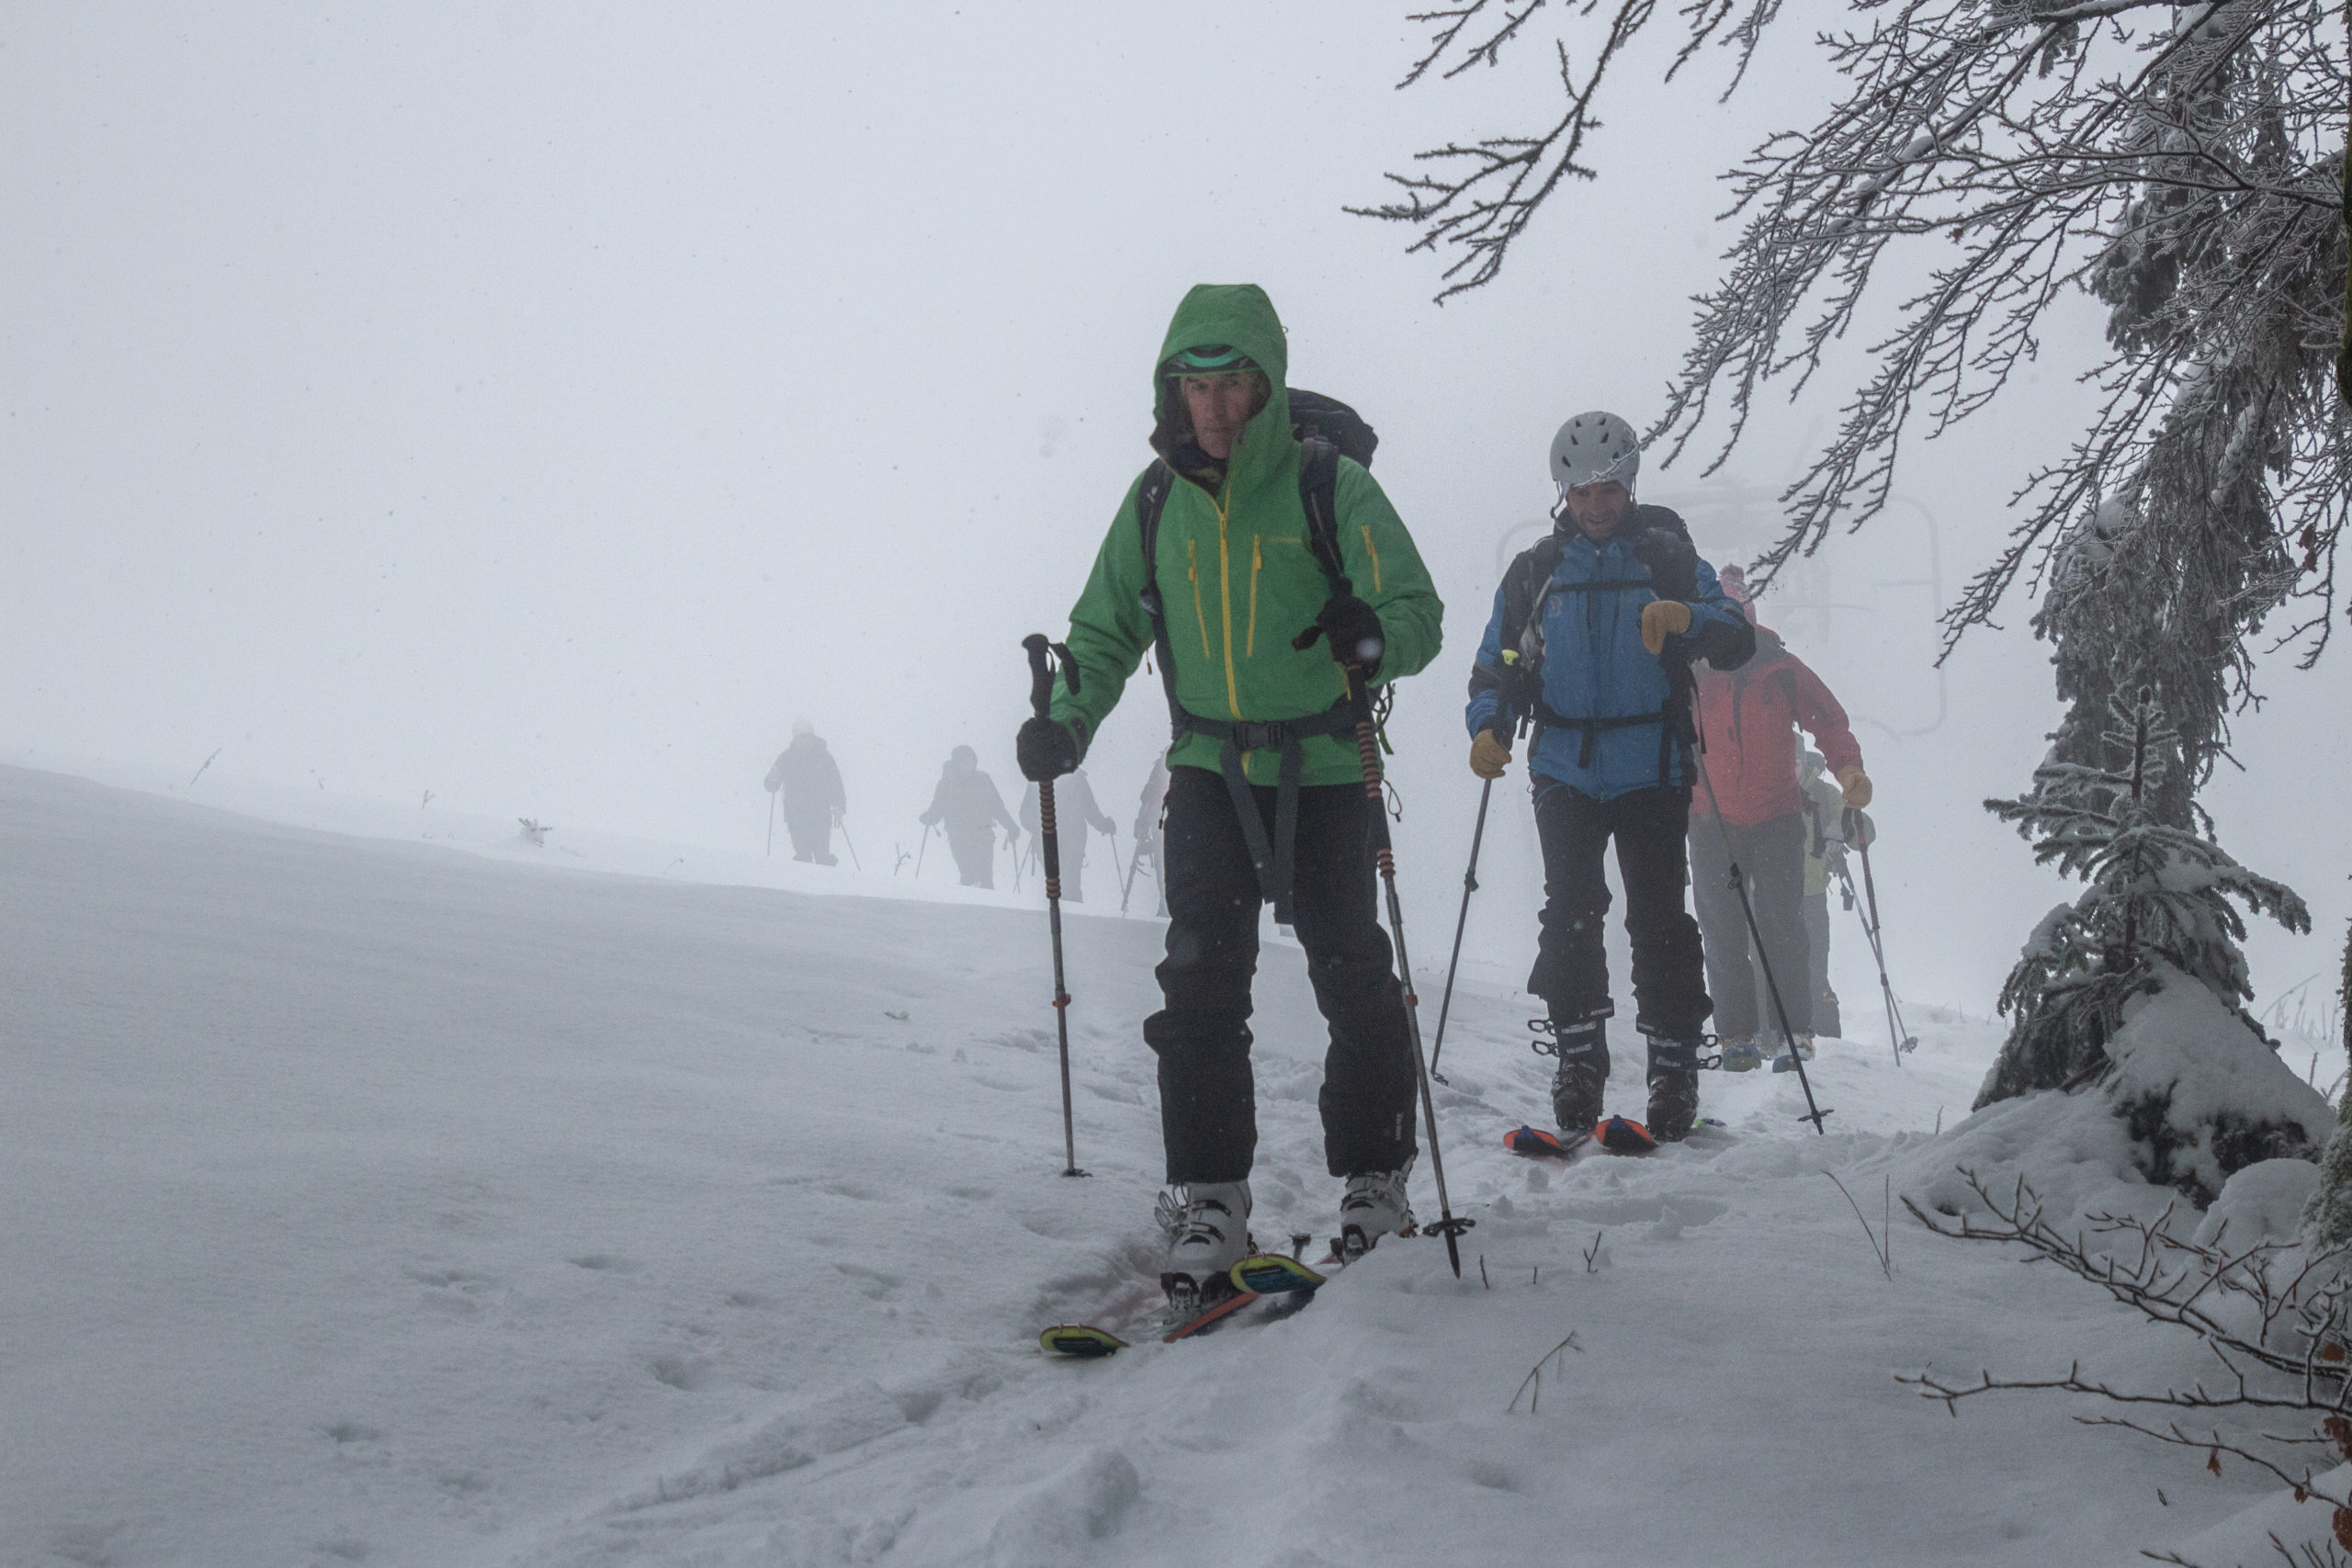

{"left": 1163, "top": 344, "right": 1259, "bottom": 377}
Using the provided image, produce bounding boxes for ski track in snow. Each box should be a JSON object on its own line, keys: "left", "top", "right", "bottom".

{"left": 2, "top": 763, "right": 2336, "bottom": 1567}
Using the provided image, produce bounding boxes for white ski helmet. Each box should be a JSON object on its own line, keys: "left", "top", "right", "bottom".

{"left": 1551, "top": 411, "right": 1641, "bottom": 491}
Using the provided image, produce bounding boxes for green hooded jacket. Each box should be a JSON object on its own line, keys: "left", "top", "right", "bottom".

{"left": 1049, "top": 284, "right": 1443, "bottom": 786}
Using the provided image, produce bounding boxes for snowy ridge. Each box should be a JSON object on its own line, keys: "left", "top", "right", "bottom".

{"left": 5, "top": 762, "right": 2345, "bottom": 1567}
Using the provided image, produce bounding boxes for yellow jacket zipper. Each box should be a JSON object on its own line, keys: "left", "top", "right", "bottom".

{"left": 1216, "top": 484, "right": 1240, "bottom": 718}
{"left": 1247, "top": 535, "right": 1262, "bottom": 660}
{"left": 1187, "top": 538, "right": 1212, "bottom": 662}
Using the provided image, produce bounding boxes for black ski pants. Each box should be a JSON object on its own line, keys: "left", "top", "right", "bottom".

{"left": 1144, "top": 765, "right": 1418, "bottom": 1186}
{"left": 1527, "top": 777, "right": 1711, "bottom": 1049}
{"left": 1688, "top": 810, "right": 1811, "bottom": 1040}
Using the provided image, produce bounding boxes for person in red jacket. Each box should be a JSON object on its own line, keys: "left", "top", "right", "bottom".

{"left": 1687, "top": 583, "right": 1872, "bottom": 1071}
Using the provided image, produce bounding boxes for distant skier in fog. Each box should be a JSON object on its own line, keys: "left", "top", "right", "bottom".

{"left": 1020, "top": 771, "right": 1116, "bottom": 903}
{"left": 1130, "top": 752, "right": 1171, "bottom": 914}
{"left": 920, "top": 746, "right": 1019, "bottom": 888}
{"left": 764, "top": 720, "right": 846, "bottom": 865}
{"left": 1688, "top": 587, "right": 1872, "bottom": 1074}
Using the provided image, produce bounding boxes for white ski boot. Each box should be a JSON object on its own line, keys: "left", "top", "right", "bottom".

{"left": 1159, "top": 1180, "right": 1251, "bottom": 1312}
{"left": 1337, "top": 1160, "right": 1417, "bottom": 1261}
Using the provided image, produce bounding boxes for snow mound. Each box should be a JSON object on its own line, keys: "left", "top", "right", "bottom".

{"left": 2105, "top": 970, "right": 2330, "bottom": 1207}
{"left": 2192, "top": 1158, "right": 2321, "bottom": 1249}
{"left": 1910, "top": 971, "right": 2328, "bottom": 1226}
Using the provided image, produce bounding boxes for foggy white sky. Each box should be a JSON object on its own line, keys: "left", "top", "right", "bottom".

{"left": 5, "top": 4, "right": 2344, "bottom": 1022}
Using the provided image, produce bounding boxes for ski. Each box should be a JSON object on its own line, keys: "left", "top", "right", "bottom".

{"left": 1040, "top": 1252, "right": 1330, "bottom": 1358}
{"left": 1596, "top": 1114, "right": 1657, "bottom": 1156}
{"left": 1504, "top": 1124, "right": 1589, "bottom": 1160}
{"left": 1038, "top": 1324, "right": 1128, "bottom": 1358}
{"left": 1230, "top": 1252, "right": 1327, "bottom": 1295}
{"left": 1040, "top": 1291, "right": 1254, "bottom": 1357}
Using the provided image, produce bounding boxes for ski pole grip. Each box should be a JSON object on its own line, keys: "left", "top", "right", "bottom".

{"left": 1023, "top": 634, "right": 1081, "bottom": 721}
{"left": 1023, "top": 634, "right": 1054, "bottom": 719}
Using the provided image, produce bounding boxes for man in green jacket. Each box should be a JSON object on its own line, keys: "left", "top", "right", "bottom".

{"left": 1015, "top": 284, "right": 1443, "bottom": 1308}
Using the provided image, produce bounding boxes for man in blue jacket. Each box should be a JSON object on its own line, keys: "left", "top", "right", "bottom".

{"left": 1464, "top": 412, "right": 1755, "bottom": 1141}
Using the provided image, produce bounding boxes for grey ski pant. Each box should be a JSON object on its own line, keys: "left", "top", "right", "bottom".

{"left": 1688, "top": 810, "right": 1811, "bottom": 1041}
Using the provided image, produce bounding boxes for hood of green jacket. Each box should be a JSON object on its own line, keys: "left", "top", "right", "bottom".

{"left": 1152, "top": 284, "right": 1294, "bottom": 500}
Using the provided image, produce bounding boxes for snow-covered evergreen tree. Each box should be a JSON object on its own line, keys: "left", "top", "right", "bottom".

{"left": 1978, "top": 691, "right": 2316, "bottom": 1197}
{"left": 1982, "top": 691, "right": 2307, "bottom": 1093}
{"left": 2300, "top": 914, "right": 2352, "bottom": 1245}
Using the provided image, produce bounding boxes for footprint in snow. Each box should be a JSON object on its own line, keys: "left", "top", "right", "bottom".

{"left": 650, "top": 1355, "right": 718, "bottom": 1392}
{"left": 403, "top": 1266, "right": 492, "bottom": 1290}
{"left": 820, "top": 1179, "right": 887, "bottom": 1201}
{"left": 833, "top": 1261, "right": 901, "bottom": 1298}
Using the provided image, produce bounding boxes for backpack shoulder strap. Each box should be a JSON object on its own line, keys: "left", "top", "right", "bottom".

{"left": 1500, "top": 535, "right": 1564, "bottom": 658}
{"left": 1467, "top": 534, "right": 1562, "bottom": 731}
{"left": 1133, "top": 460, "right": 1183, "bottom": 736}
{"left": 1295, "top": 435, "right": 1351, "bottom": 596}
{"left": 1136, "top": 459, "right": 1175, "bottom": 607}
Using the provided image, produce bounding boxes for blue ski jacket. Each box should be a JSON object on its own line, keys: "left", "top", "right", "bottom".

{"left": 1464, "top": 517, "right": 1751, "bottom": 801}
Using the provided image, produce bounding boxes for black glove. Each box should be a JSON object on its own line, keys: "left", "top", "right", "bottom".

{"left": 1016, "top": 716, "right": 1080, "bottom": 782}
{"left": 1295, "top": 593, "right": 1385, "bottom": 676}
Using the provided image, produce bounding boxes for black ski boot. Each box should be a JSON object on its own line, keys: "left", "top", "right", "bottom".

{"left": 1645, "top": 1037, "right": 1702, "bottom": 1142}
{"left": 1538, "top": 1014, "right": 1610, "bottom": 1135}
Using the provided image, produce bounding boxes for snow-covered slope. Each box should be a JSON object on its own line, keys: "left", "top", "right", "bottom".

{"left": 3, "top": 763, "right": 2336, "bottom": 1567}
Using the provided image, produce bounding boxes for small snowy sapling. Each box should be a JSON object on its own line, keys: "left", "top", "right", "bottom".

{"left": 1980, "top": 691, "right": 2315, "bottom": 1201}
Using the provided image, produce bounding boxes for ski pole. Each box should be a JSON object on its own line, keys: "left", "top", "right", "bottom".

{"left": 1429, "top": 704, "right": 1521, "bottom": 1083}
{"left": 1845, "top": 813, "right": 1917, "bottom": 1063}
{"left": 1023, "top": 633, "right": 1089, "bottom": 1179}
{"left": 1426, "top": 779, "right": 1487, "bottom": 1088}
{"left": 1118, "top": 837, "right": 1143, "bottom": 915}
{"left": 835, "top": 811, "right": 860, "bottom": 871}
{"left": 1690, "top": 699, "right": 1830, "bottom": 1134}
{"left": 765, "top": 791, "right": 776, "bottom": 856}
{"left": 1343, "top": 661, "right": 1473, "bottom": 1276}
{"left": 915, "top": 821, "right": 933, "bottom": 879}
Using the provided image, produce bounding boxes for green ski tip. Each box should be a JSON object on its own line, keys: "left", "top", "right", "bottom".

{"left": 1039, "top": 1324, "right": 1128, "bottom": 1358}
{"left": 1229, "top": 1253, "right": 1327, "bottom": 1295}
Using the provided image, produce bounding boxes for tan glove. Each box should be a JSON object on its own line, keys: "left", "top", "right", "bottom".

{"left": 1837, "top": 765, "right": 1872, "bottom": 809}
{"left": 1470, "top": 729, "right": 1512, "bottom": 780}
{"left": 1639, "top": 600, "right": 1692, "bottom": 655}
